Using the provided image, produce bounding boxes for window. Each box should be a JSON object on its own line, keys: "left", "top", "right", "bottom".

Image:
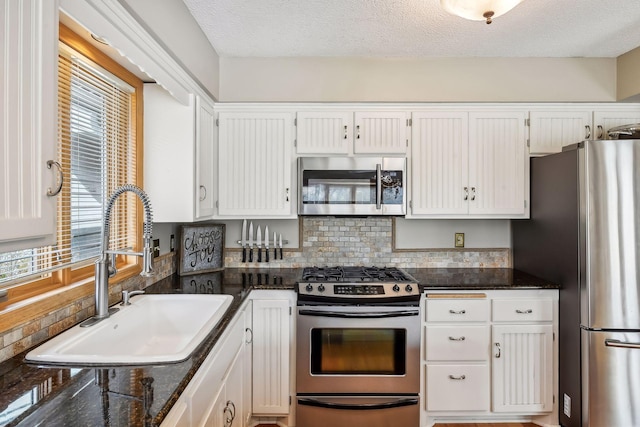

{"left": 0, "top": 26, "right": 143, "bottom": 305}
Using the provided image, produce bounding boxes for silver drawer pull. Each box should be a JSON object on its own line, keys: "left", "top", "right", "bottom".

{"left": 448, "top": 375, "right": 466, "bottom": 380}
{"left": 516, "top": 309, "right": 533, "bottom": 314}
{"left": 448, "top": 336, "right": 466, "bottom": 341}
{"left": 449, "top": 309, "right": 466, "bottom": 314}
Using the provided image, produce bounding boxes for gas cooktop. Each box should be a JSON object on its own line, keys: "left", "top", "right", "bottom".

{"left": 298, "top": 266, "right": 420, "bottom": 301}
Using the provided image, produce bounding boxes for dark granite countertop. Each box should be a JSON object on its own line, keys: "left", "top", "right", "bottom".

{"left": 0, "top": 267, "right": 555, "bottom": 426}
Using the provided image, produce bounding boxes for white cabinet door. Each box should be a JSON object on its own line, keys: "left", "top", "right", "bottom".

{"left": 529, "top": 111, "right": 592, "bottom": 155}
{"left": 296, "top": 111, "right": 352, "bottom": 155}
{"left": 593, "top": 110, "right": 640, "bottom": 139}
{"left": 241, "top": 301, "right": 253, "bottom": 427}
{"left": 492, "top": 324, "right": 554, "bottom": 413}
{"left": 354, "top": 111, "right": 409, "bottom": 154}
{"left": 468, "top": 112, "right": 527, "bottom": 216}
{"left": 252, "top": 298, "right": 291, "bottom": 415}
{"left": 218, "top": 112, "right": 294, "bottom": 217}
{"left": 410, "top": 112, "right": 469, "bottom": 215}
{"left": 0, "top": 0, "right": 58, "bottom": 252}
{"left": 196, "top": 96, "right": 217, "bottom": 219}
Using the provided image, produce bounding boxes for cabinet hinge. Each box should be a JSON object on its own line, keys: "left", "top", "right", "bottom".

{"left": 525, "top": 118, "right": 530, "bottom": 126}
{"left": 294, "top": 118, "right": 297, "bottom": 126}
{"left": 294, "top": 139, "right": 297, "bottom": 147}
{"left": 553, "top": 332, "right": 556, "bottom": 341}
{"left": 216, "top": 200, "right": 219, "bottom": 208}
{"left": 407, "top": 118, "right": 412, "bottom": 127}
{"left": 215, "top": 118, "right": 219, "bottom": 126}
{"left": 409, "top": 200, "right": 413, "bottom": 209}
{"left": 524, "top": 200, "right": 527, "bottom": 208}
{"left": 406, "top": 139, "right": 409, "bottom": 147}
{"left": 553, "top": 395, "right": 555, "bottom": 404}
{"left": 290, "top": 396, "right": 292, "bottom": 406}
{"left": 289, "top": 306, "right": 292, "bottom": 315}
{"left": 527, "top": 139, "right": 530, "bottom": 147}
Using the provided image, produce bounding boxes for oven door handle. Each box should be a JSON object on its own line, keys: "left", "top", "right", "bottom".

{"left": 297, "top": 397, "right": 419, "bottom": 411}
{"left": 298, "top": 309, "right": 419, "bottom": 318}
{"left": 376, "top": 163, "right": 382, "bottom": 210}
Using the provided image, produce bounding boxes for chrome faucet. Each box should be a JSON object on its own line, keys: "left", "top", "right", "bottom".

{"left": 81, "top": 184, "right": 153, "bottom": 327}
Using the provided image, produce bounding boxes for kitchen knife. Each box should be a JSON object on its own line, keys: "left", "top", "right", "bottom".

{"left": 256, "top": 226, "right": 262, "bottom": 262}
{"left": 241, "top": 219, "right": 247, "bottom": 263}
{"left": 274, "top": 231, "right": 277, "bottom": 261}
{"left": 265, "top": 226, "right": 270, "bottom": 263}
{"left": 248, "top": 222, "right": 254, "bottom": 262}
{"left": 279, "top": 233, "right": 283, "bottom": 260}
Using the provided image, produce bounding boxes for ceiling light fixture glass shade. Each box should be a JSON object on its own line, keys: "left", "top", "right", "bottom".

{"left": 440, "top": 0, "right": 524, "bottom": 24}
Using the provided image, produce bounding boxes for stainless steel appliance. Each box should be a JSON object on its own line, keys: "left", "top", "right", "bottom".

{"left": 298, "top": 157, "right": 406, "bottom": 216}
{"left": 296, "top": 266, "right": 420, "bottom": 427}
{"left": 512, "top": 139, "right": 640, "bottom": 427}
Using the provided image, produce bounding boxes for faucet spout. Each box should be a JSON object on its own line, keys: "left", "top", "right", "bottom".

{"left": 81, "top": 185, "right": 153, "bottom": 327}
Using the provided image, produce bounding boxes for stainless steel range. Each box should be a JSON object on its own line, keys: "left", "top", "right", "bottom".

{"left": 296, "top": 266, "right": 421, "bottom": 427}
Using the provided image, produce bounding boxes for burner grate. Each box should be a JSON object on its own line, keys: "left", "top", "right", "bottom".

{"left": 301, "top": 266, "right": 412, "bottom": 282}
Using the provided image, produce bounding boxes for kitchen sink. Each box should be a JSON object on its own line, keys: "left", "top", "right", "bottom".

{"left": 25, "top": 294, "right": 233, "bottom": 366}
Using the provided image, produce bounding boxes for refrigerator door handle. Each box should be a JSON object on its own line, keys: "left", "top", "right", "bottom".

{"left": 605, "top": 338, "right": 640, "bottom": 349}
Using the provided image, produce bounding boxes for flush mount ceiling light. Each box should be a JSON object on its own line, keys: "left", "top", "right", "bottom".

{"left": 440, "top": 0, "right": 524, "bottom": 24}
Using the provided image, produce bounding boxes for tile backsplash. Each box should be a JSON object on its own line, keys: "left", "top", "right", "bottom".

{"left": 225, "top": 217, "right": 511, "bottom": 268}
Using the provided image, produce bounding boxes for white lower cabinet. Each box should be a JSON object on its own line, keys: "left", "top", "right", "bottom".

{"left": 423, "top": 290, "right": 558, "bottom": 427}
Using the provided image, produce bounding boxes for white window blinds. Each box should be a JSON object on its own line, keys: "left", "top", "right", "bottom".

{"left": 0, "top": 42, "right": 139, "bottom": 286}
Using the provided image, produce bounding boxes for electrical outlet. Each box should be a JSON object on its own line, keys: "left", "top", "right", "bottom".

{"left": 563, "top": 393, "right": 571, "bottom": 417}
{"left": 454, "top": 232, "right": 465, "bottom": 248}
{"left": 153, "top": 239, "right": 160, "bottom": 258}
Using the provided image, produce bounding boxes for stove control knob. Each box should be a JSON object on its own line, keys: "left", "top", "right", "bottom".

{"left": 392, "top": 284, "right": 400, "bottom": 293}
{"left": 305, "top": 284, "right": 313, "bottom": 292}
{"left": 318, "top": 284, "right": 326, "bottom": 293}
{"left": 405, "top": 284, "right": 414, "bottom": 293}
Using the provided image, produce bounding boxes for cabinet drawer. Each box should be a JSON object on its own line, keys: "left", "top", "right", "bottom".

{"left": 426, "top": 364, "right": 489, "bottom": 412}
{"left": 492, "top": 299, "right": 553, "bottom": 322}
{"left": 425, "top": 325, "right": 489, "bottom": 361}
{"left": 426, "top": 299, "right": 489, "bottom": 322}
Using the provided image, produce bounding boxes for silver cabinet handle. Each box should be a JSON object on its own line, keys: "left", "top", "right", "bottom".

{"left": 516, "top": 309, "right": 533, "bottom": 314}
{"left": 448, "top": 375, "right": 466, "bottom": 380}
{"left": 585, "top": 125, "right": 591, "bottom": 139}
{"left": 449, "top": 309, "right": 466, "bottom": 314}
{"left": 471, "top": 187, "right": 476, "bottom": 201}
{"left": 285, "top": 187, "right": 290, "bottom": 202}
{"left": 605, "top": 339, "right": 640, "bottom": 349}
{"left": 597, "top": 125, "right": 604, "bottom": 139}
{"left": 464, "top": 187, "right": 469, "bottom": 201}
{"left": 356, "top": 125, "right": 361, "bottom": 139}
{"left": 245, "top": 327, "right": 253, "bottom": 344}
{"left": 344, "top": 125, "right": 348, "bottom": 140}
{"left": 46, "top": 160, "right": 63, "bottom": 196}
{"left": 495, "top": 342, "right": 501, "bottom": 358}
{"left": 448, "top": 336, "right": 466, "bottom": 341}
{"left": 199, "top": 185, "right": 206, "bottom": 201}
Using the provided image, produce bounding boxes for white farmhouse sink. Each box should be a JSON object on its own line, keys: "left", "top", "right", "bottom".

{"left": 25, "top": 294, "right": 233, "bottom": 366}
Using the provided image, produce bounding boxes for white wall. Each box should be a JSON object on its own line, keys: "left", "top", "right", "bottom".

{"left": 118, "top": 0, "right": 220, "bottom": 99}
{"left": 219, "top": 57, "right": 616, "bottom": 102}
{"left": 618, "top": 46, "right": 640, "bottom": 101}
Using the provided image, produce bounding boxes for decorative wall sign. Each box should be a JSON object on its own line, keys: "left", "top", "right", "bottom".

{"left": 178, "top": 223, "right": 225, "bottom": 275}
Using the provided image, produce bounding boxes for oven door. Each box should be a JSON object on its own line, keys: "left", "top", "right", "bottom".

{"left": 296, "top": 304, "right": 420, "bottom": 394}
{"left": 296, "top": 395, "right": 420, "bottom": 427}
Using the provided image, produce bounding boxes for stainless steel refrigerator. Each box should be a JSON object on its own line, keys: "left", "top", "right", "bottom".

{"left": 513, "top": 139, "right": 640, "bottom": 427}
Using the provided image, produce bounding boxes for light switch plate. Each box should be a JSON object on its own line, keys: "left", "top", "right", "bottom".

{"left": 454, "top": 232, "right": 465, "bottom": 248}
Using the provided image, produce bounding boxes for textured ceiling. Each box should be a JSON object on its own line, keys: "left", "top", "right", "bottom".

{"left": 181, "top": 0, "right": 640, "bottom": 58}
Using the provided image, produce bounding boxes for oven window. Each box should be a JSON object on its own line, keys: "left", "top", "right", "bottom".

{"left": 310, "top": 328, "right": 406, "bottom": 375}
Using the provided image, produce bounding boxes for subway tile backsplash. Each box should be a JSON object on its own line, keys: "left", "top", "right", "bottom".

{"left": 225, "top": 217, "right": 511, "bottom": 268}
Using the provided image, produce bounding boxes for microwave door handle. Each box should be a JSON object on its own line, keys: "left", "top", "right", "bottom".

{"left": 376, "top": 163, "right": 382, "bottom": 210}
{"left": 298, "top": 309, "right": 419, "bottom": 318}
{"left": 297, "top": 397, "right": 419, "bottom": 411}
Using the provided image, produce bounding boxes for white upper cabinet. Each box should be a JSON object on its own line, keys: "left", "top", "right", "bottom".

{"left": 528, "top": 110, "right": 592, "bottom": 155}
{"left": 593, "top": 110, "right": 640, "bottom": 139}
{"left": 217, "top": 111, "right": 294, "bottom": 218}
{"left": 0, "top": 0, "right": 59, "bottom": 252}
{"left": 296, "top": 111, "right": 408, "bottom": 155}
{"left": 410, "top": 110, "right": 528, "bottom": 218}
{"left": 468, "top": 111, "right": 528, "bottom": 216}
{"left": 410, "top": 112, "right": 469, "bottom": 216}
{"left": 143, "top": 84, "right": 216, "bottom": 222}
{"left": 296, "top": 111, "right": 352, "bottom": 155}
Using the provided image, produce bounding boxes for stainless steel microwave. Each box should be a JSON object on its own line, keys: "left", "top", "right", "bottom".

{"left": 298, "top": 157, "right": 406, "bottom": 216}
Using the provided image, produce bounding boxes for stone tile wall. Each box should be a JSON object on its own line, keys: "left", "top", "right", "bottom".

{"left": 0, "top": 252, "right": 177, "bottom": 363}
{"left": 225, "top": 217, "right": 511, "bottom": 268}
